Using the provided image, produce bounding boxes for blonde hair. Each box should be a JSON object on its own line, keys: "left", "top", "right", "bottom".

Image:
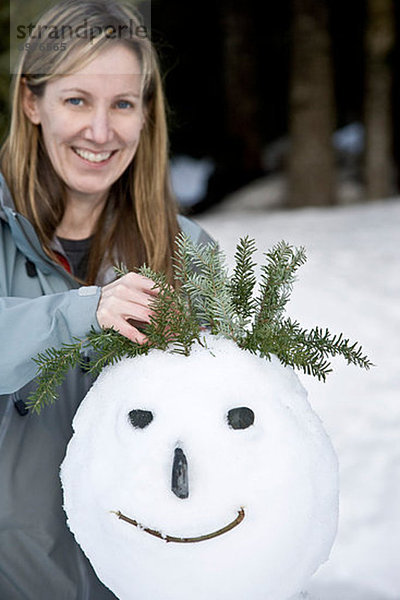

{"left": 0, "top": 0, "right": 179, "bottom": 283}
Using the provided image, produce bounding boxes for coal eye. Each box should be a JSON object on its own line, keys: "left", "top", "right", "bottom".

{"left": 227, "top": 407, "right": 255, "bottom": 430}
{"left": 128, "top": 409, "right": 153, "bottom": 429}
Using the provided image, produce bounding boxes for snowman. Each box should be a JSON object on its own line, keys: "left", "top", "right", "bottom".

{"left": 61, "top": 335, "right": 338, "bottom": 600}
{"left": 31, "top": 237, "right": 372, "bottom": 600}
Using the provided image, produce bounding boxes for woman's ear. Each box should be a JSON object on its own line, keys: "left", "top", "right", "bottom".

{"left": 21, "top": 78, "right": 41, "bottom": 125}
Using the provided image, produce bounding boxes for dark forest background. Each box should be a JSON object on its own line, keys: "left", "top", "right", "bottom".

{"left": 0, "top": 0, "right": 399, "bottom": 212}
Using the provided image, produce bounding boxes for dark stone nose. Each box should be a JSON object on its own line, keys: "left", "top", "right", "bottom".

{"left": 171, "top": 447, "right": 189, "bottom": 499}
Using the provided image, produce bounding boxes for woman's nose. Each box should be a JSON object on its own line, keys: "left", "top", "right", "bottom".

{"left": 171, "top": 447, "right": 189, "bottom": 499}
{"left": 84, "top": 106, "right": 113, "bottom": 145}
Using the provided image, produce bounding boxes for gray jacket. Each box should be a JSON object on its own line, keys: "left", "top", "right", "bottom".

{"left": 0, "top": 173, "right": 213, "bottom": 599}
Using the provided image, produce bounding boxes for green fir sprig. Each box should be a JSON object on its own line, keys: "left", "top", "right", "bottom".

{"left": 229, "top": 236, "right": 258, "bottom": 330}
{"left": 27, "top": 234, "right": 373, "bottom": 414}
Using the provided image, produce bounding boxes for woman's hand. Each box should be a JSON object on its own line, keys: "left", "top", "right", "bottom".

{"left": 96, "top": 272, "right": 158, "bottom": 344}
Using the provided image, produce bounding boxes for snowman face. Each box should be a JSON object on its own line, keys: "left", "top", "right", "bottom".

{"left": 61, "top": 336, "right": 338, "bottom": 600}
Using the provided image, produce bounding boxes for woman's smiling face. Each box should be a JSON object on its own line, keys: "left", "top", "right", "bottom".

{"left": 23, "top": 44, "right": 145, "bottom": 203}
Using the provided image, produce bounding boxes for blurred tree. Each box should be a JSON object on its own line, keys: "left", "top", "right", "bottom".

{"left": 219, "top": 0, "right": 263, "bottom": 175}
{"left": 190, "top": 0, "right": 265, "bottom": 213}
{"left": 288, "top": 0, "right": 336, "bottom": 207}
{"left": 364, "top": 0, "right": 395, "bottom": 199}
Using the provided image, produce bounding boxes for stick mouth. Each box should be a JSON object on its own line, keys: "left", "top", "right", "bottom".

{"left": 111, "top": 507, "right": 245, "bottom": 544}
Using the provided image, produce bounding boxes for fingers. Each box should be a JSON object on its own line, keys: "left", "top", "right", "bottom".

{"left": 111, "top": 317, "right": 148, "bottom": 345}
{"left": 131, "top": 272, "right": 159, "bottom": 296}
{"left": 96, "top": 272, "right": 159, "bottom": 344}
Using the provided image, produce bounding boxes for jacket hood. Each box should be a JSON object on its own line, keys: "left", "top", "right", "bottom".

{"left": 0, "top": 172, "right": 76, "bottom": 282}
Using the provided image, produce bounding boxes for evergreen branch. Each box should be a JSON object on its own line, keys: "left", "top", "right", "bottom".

{"left": 251, "top": 318, "right": 373, "bottom": 382}
{"left": 113, "top": 263, "right": 130, "bottom": 278}
{"left": 173, "top": 235, "right": 240, "bottom": 340}
{"left": 293, "top": 323, "right": 374, "bottom": 370}
{"left": 139, "top": 263, "right": 201, "bottom": 355}
{"left": 271, "top": 320, "right": 334, "bottom": 382}
{"left": 139, "top": 264, "right": 185, "bottom": 350}
{"left": 254, "top": 241, "right": 306, "bottom": 329}
{"left": 229, "top": 236, "right": 258, "bottom": 325}
{"left": 86, "top": 328, "right": 150, "bottom": 376}
{"left": 174, "top": 233, "right": 197, "bottom": 289}
{"left": 27, "top": 339, "right": 86, "bottom": 414}
{"left": 29, "top": 235, "right": 373, "bottom": 412}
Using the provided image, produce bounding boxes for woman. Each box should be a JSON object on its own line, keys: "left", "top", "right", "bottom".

{"left": 0, "top": 1, "right": 213, "bottom": 598}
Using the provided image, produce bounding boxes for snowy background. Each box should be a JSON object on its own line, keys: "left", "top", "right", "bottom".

{"left": 192, "top": 192, "right": 400, "bottom": 600}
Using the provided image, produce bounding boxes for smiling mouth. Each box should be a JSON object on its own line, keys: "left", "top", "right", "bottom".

{"left": 72, "top": 147, "right": 117, "bottom": 163}
{"left": 110, "top": 507, "right": 245, "bottom": 544}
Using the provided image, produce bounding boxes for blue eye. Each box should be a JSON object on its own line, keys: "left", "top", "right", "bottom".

{"left": 116, "top": 100, "right": 133, "bottom": 109}
{"left": 67, "top": 98, "right": 83, "bottom": 106}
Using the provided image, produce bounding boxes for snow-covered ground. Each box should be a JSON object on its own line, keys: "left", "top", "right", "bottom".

{"left": 195, "top": 198, "right": 400, "bottom": 600}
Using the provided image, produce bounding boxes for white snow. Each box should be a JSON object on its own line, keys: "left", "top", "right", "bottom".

{"left": 195, "top": 196, "right": 400, "bottom": 600}
{"left": 61, "top": 335, "right": 338, "bottom": 600}
{"left": 170, "top": 155, "right": 214, "bottom": 206}
{"left": 332, "top": 122, "right": 364, "bottom": 155}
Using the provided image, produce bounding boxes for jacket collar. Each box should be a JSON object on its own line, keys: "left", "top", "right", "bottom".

{"left": 0, "top": 172, "right": 15, "bottom": 217}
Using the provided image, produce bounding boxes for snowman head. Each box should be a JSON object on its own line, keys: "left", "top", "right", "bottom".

{"left": 61, "top": 334, "right": 338, "bottom": 600}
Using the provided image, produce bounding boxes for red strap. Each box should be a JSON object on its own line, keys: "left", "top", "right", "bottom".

{"left": 54, "top": 251, "right": 72, "bottom": 273}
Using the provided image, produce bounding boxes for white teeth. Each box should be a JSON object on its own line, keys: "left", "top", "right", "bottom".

{"left": 73, "top": 148, "right": 113, "bottom": 163}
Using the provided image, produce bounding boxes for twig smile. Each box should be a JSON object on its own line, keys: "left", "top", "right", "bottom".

{"left": 110, "top": 507, "right": 245, "bottom": 543}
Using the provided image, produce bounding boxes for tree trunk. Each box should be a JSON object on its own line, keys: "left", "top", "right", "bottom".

{"left": 288, "top": 0, "right": 336, "bottom": 207}
{"left": 219, "top": 0, "right": 263, "bottom": 175}
{"left": 364, "top": 0, "right": 395, "bottom": 200}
